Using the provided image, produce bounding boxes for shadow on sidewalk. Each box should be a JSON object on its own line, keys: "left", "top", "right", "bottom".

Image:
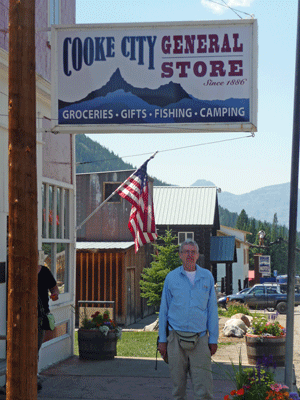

{"left": 38, "top": 356, "right": 235, "bottom": 400}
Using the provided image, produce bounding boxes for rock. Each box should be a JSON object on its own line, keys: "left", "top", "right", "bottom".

{"left": 231, "top": 313, "right": 251, "bottom": 327}
{"left": 143, "top": 319, "right": 159, "bottom": 331}
{"left": 223, "top": 324, "right": 245, "bottom": 338}
{"left": 223, "top": 318, "right": 247, "bottom": 337}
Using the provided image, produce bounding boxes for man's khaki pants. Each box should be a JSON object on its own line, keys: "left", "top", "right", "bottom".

{"left": 167, "top": 330, "right": 213, "bottom": 400}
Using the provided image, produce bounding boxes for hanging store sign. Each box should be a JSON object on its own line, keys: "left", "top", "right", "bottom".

{"left": 259, "top": 255, "right": 271, "bottom": 275}
{"left": 51, "top": 19, "right": 258, "bottom": 133}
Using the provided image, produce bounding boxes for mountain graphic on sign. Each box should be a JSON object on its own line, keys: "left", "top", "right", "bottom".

{"left": 58, "top": 68, "right": 192, "bottom": 109}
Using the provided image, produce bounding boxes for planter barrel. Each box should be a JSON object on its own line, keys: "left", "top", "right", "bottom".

{"left": 245, "top": 334, "right": 286, "bottom": 366}
{"left": 78, "top": 329, "right": 117, "bottom": 360}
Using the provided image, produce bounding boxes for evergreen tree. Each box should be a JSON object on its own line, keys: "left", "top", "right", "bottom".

{"left": 139, "top": 230, "right": 181, "bottom": 307}
{"left": 235, "top": 209, "right": 249, "bottom": 231}
{"left": 271, "top": 213, "right": 278, "bottom": 242}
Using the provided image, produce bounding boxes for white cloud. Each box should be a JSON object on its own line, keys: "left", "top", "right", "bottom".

{"left": 201, "top": 0, "right": 254, "bottom": 15}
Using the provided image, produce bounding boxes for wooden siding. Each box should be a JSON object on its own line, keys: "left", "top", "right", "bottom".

{"left": 76, "top": 171, "right": 154, "bottom": 242}
{"left": 156, "top": 225, "right": 213, "bottom": 271}
{"left": 76, "top": 251, "right": 124, "bottom": 324}
{"left": 75, "top": 245, "right": 154, "bottom": 326}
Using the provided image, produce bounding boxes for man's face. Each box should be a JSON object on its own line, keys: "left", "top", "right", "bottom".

{"left": 179, "top": 244, "right": 199, "bottom": 271}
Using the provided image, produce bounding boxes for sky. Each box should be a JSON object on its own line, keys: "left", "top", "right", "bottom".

{"left": 75, "top": 0, "right": 298, "bottom": 195}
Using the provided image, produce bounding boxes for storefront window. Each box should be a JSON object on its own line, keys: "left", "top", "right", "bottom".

{"left": 42, "top": 183, "right": 72, "bottom": 294}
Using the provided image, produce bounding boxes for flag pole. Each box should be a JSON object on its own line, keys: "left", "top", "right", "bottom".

{"left": 285, "top": 0, "right": 300, "bottom": 389}
{"left": 76, "top": 151, "right": 158, "bottom": 231}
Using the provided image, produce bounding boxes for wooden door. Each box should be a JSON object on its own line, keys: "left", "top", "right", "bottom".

{"left": 126, "top": 268, "right": 135, "bottom": 325}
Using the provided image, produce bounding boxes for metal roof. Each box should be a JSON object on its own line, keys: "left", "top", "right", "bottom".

{"left": 210, "top": 236, "right": 237, "bottom": 263}
{"left": 76, "top": 242, "right": 134, "bottom": 250}
{"left": 153, "top": 186, "right": 218, "bottom": 225}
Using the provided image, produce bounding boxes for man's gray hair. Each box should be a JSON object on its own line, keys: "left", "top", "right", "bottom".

{"left": 179, "top": 239, "right": 199, "bottom": 253}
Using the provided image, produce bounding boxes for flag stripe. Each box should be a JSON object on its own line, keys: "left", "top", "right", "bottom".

{"left": 117, "top": 160, "right": 157, "bottom": 253}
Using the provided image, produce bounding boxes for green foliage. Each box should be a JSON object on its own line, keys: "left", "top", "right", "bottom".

{"left": 139, "top": 230, "right": 181, "bottom": 307}
{"left": 233, "top": 366, "right": 275, "bottom": 400}
{"left": 74, "top": 330, "right": 158, "bottom": 358}
{"left": 235, "top": 209, "right": 249, "bottom": 231}
{"left": 116, "top": 331, "right": 158, "bottom": 358}
{"left": 218, "top": 302, "right": 251, "bottom": 317}
{"left": 219, "top": 205, "right": 238, "bottom": 227}
{"left": 247, "top": 315, "right": 285, "bottom": 337}
{"left": 219, "top": 205, "right": 298, "bottom": 275}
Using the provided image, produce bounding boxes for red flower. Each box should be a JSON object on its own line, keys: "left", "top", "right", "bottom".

{"left": 236, "top": 388, "right": 245, "bottom": 396}
{"left": 224, "top": 395, "right": 230, "bottom": 400}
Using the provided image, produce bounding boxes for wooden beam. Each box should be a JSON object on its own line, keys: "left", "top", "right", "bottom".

{"left": 7, "top": 0, "right": 37, "bottom": 398}
{"left": 97, "top": 253, "right": 100, "bottom": 300}
{"left": 109, "top": 253, "right": 113, "bottom": 301}
{"left": 115, "top": 253, "right": 119, "bottom": 318}
{"left": 104, "top": 253, "right": 107, "bottom": 300}
{"left": 92, "top": 253, "right": 95, "bottom": 303}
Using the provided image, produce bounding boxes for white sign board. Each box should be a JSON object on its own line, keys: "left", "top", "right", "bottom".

{"left": 259, "top": 255, "right": 271, "bottom": 275}
{"left": 51, "top": 19, "right": 258, "bottom": 134}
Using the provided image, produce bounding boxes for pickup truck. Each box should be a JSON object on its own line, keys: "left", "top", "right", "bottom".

{"left": 229, "top": 283, "right": 300, "bottom": 314}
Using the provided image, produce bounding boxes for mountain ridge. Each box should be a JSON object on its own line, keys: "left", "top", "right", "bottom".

{"left": 59, "top": 68, "right": 191, "bottom": 109}
{"left": 190, "top": 180, "right": 294, "bottom": 229}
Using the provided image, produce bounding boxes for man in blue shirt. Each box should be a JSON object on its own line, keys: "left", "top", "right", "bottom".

{"left": 158, "top": 239, "right": 218, "bottom": 399}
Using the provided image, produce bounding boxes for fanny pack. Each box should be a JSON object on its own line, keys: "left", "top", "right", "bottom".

{"left": 174, "top": 330, "right": 200, "bottom": 350}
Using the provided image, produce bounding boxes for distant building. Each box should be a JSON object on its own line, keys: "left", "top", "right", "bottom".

{"left": 216, "top": 226, "right": 251, "bottom": 293}
{"left": 76, "top": 170, "right": 154, "bottom": 325}
{"left": 153, "top": 186, "right": 220, "bottom": 273}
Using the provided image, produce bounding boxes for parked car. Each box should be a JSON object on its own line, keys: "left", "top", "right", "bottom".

{"left": 217, "top": 287, "right": 251, "bottom": 308}
{"left": 242, "top": 283, "right": 300, "bottom": 313}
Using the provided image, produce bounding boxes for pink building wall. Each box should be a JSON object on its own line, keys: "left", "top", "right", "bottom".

{"left": 0, "top": 0, "right": 76, "bottom": 81}
{"left": 0, "top": 0, "right": 76, "bottom": 185}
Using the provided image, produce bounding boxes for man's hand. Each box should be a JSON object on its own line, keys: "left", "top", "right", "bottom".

{"left": 157, "top": 342, "right": 168, "bottom": 360}
{"left": 50, "top": 285, "right": 60, "bottom": 301}
{"left": 209, "top": 343, "right": 218, "bottom": 356}
{"left": 50, "top": 293, "right": 59, "bottom": 301}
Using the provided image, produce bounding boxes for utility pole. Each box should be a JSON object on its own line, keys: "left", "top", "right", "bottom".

{"left": 7, "top": 0, "right": 38, "bottom": 399}
{"left": 285, "top": 0, "right": 300, "bottom": 390}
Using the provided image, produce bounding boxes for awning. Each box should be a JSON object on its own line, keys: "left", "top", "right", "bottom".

{"left": 76, "top": 242, "right": 134, "bottom": 251}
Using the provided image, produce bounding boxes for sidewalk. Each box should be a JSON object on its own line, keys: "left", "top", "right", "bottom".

{"left": 35, "top": 313, "right": 297, "bottom": 399}
{"left": 37, "top": 314, "right": 236, "bottom": 400}
{"left": 38, "top": 356, "right": 236, "bottom": 400}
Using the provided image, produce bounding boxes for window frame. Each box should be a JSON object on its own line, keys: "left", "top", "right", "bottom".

{"left": 178, "top": 232, "right": 194, "bottom": 244}
{"left": 48, "top": 0, "right": 61, "bottom": 26}
{"left": 42, "top": 181, "right": 72, "bottom": 298}
{"left": 103, "top": 182, "right": 122, "bottom": 203}
{"left": 48, "top": 0, "right": 61, "bottom": 42}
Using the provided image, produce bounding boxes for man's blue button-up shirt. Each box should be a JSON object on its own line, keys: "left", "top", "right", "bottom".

{"left": 158, "top": 264, "right": 219, "bottom": 344}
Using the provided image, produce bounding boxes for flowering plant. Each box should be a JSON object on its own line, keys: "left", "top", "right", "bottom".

{"left": 223, "top": 356, "right": 298, "bottom": 400}
{"left": 80, "top": 309, "right": 122, "bottom": 339}
{"left": 247, "top": 315, "right": 285, "bottom": 337}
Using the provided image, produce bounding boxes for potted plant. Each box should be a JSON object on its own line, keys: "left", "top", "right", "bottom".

{"left": 78, "top": 309, "right": 122, "bottom": 360}
{"left": 245, "top": 314, "right": 286, "bottom": 366}
{"left": 224, "top": 356, "right": 299, "bottom": 400}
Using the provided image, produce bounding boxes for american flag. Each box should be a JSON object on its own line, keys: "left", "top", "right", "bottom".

{"left": 117, "top": 160, "right": 157, "bottom": 253}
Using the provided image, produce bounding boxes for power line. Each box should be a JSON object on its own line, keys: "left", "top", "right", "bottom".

{"left": 76, "top": 133, "right": 254, "bottom": 165}
{"left": 205, "top": 0, "right": 254, "bottom": 18}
